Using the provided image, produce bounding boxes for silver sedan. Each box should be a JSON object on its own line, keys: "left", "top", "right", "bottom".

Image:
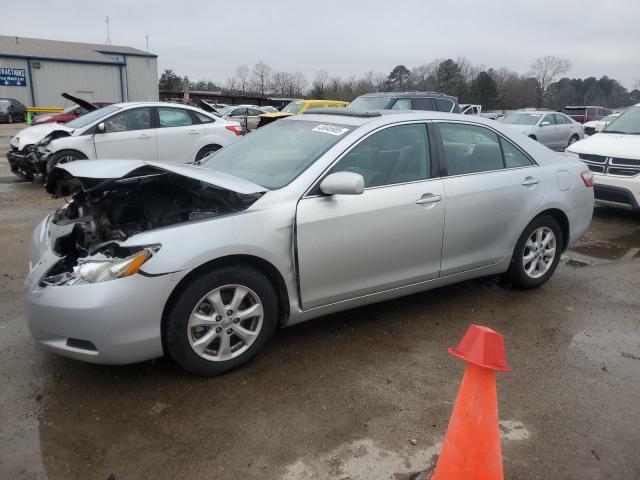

{"left": 501, "top": 110, "right": 583, "bottom": 150}
{"left": 26, "top": 110, "right": 594, "bottom": 376}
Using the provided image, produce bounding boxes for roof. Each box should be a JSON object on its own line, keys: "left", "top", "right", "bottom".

{"left": 0, "top": 35, "right": 157, "bottom": 64}
{"left": 357, "top": 91, "right": 457, "bottom": 100}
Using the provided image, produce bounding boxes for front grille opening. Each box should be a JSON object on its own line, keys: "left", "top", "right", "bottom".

{"left": 608, "top": 168, "right": 640, "bottom": 177}
{"left": 66, "top": 338, "right": 97, "bottom": 351}
{"left": 587, "top": 165, "right": 605, "bottom": 173}
{"left": 579, "top": 153, "right": 606, "bottom": 163}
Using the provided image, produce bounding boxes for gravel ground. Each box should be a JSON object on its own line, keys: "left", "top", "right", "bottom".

{"left": 0, "top": 135, "right": 639, "bottom": 480}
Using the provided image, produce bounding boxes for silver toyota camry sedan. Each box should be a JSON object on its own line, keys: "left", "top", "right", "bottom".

{"left": 26, "top": 109, "right": 594, "bottom": 376}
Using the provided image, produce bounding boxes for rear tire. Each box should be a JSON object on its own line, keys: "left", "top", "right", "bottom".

{"left": 568, "top": 134, "right": 579, "bottom": 147}
{"left": 506, "top": 215, "right": 563, "bottom": 289}
{"left": 195, "top": 144, "right": 221, "bottom": 162}
{"left": 164, "top": 266, "right": 278, "bottom": 376}
{"left": 45, "top": 150, "right": 87, "bottom": 175}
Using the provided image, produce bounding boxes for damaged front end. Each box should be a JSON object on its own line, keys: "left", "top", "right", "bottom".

{"left": 39, "top": 162, "right": 264, "bottom": 286}
{"left": 7, "top": 129, "right": 72, "bottom": 180}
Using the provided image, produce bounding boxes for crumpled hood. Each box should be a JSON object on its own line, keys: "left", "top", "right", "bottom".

{"left": 567, "top": 133, "right": 640, "bottom": 160}
{"left": 10, "top": 124, "right": 73, "bottom": 150}
{"left": 47, "top": 159, "right": 268, "bottom": 195}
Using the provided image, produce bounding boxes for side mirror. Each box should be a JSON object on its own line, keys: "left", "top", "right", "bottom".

{"left": 96, "top": 122, "right": 106, "bottom": 133}
{"left": 319, "top": 172, "right": 364, "bottom": 196}
{"left": 540, "top": 121, "right": 550, "bottom": 127}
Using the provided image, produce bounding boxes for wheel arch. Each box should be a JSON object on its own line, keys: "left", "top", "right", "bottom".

{"left": 533, "top": 208, "right": 570, "bottom": 252}
{"left": 161, "top": 254, "right": 291, "bottom": 350}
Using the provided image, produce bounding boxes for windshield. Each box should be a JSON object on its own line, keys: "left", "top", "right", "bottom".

{"left": 65, "top": 105, "right": 121, "bottom": 129}
{"left": 501, "top": 113, "right": 542, "bottom": 125}
{"left": 347, "top": 96, "right": 391, "bottom": 110}
{"left": 282, "top": 102, "right": 302, "bottom": 113}
{"left": 601, "top": 114, "right": 618, "bottom": 123}
{"left": 0, "top": 99, "right": 10, "bottom": 106}
{"left": 200, "top": 120, "right": 353, "bottom": 189}
{"left": 602, "top": 106, "right": 640, "bottom": 135}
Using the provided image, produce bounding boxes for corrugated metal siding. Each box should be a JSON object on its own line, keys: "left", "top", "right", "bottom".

{"left": 125, "top": 56, "right": 158, "bottom": 101}
{"left": 31, "top": 60, "right": 122, "bottom": 106}
{"left": 0, "top": 57, "right": 31, "bottom": 105}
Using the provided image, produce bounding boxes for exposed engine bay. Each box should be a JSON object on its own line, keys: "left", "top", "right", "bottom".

{"left": 43, "top": 166, "right": 262, "bottom": 283}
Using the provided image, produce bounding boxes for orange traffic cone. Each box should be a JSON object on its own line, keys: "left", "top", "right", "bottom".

{"left": 431, "top": 324, "right": 511, "bottom": 480}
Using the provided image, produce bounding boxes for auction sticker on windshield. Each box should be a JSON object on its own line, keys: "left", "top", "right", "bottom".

{"left": 312, "top": 124, "right": 350, "bottom": 136}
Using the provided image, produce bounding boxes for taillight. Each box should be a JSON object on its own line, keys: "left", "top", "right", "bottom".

{"left": 225, "top": 125, "right": 244, "bottom": 136}
{"left": 581, "top": 170, "right": 594, "bottom": 187}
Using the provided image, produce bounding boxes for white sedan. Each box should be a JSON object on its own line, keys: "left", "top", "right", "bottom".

{"left": 31, "top": 103, "right": 243, "bottom": 176}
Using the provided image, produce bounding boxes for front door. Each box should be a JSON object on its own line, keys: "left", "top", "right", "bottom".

{"left": 296, "top": 123, "right": 445, "bottom": 309}
{"left": 538, "top": 113, "right": 559, "bottom": 148}
{"left": 94, "top": 107, "right": 157, "bottom": 160}
{"left": 436, "top": 121, "right": 545, "bottom": 276}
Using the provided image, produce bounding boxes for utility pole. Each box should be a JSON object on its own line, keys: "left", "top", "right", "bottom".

{"left": 105, "top": 16, "right": 112, "bottom": 45}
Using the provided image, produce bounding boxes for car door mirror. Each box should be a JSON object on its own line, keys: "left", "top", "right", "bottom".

{"left": 540, "top": 121, "right": 550, "bottom": 127}
{"left": 96, "top": 122, "right": 106, "bottom": 133}
{"left": 319, "top": 172, "right": 364, "bottom": 195}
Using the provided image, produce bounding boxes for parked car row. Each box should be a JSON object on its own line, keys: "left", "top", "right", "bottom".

{"left": 500, "top": 110, "right": 583, "bottom": 150}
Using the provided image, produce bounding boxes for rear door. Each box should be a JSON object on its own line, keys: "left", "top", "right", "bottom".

{"left": 156, "top": 107, "right": 203, "bottom": 163}
{"left": 436, "top": 121, "right": 545, "bottom": 275}
{"left": 93, "top": 107, "right": 157, "bottom": 160}
{"left": 553, "top": 114, "right": 572, "bottom": 146}
{"left": 296, "top": 122, "right": 445, "bottom": 309}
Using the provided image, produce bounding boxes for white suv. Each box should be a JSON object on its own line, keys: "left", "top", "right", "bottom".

{"left": 36, "top": 102, "right": 243, "bottom": 175}
{"left": 566, "top": 104, "right": 640, "bottom": 210}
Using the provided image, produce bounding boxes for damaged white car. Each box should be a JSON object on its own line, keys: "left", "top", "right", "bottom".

{"left": 26, "top": 110, "right": 594, "bottom": 376}
{"left": 8, "top": 102, "right": 243, "bottom": 181}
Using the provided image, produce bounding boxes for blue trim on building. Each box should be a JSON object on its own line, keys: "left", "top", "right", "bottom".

{"left": 96, "top": 50, "right": 157, "bottom": 58}
{"left": 26, "top": 59, "right": 36, "bottom": 106}
{"left": 0, "top": 53, "right": 124, "bottom": 66}
{"left": 118, "top": 64, "right": 125, "bottom": 102}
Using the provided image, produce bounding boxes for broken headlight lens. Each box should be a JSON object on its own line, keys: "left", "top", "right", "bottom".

{"left": 48, "top": 249, "right": 153, "bottom": 286}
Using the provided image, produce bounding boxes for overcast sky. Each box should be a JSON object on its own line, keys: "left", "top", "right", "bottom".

{"left": 2, "top": 0, "right": 639, "bottom": 88}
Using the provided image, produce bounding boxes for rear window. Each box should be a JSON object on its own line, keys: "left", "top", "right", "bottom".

{"left": 347, "top": 96, "right": 392, "bottom": 110}
{"left": 563, "top": 107, "right": 586, "bottom": 116}
{"left": 435, "top": 98, "right": 454, "bottom": 112}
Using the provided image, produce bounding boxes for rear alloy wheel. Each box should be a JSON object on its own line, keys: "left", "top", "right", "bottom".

{"left": 195, "top": 144, "right": 221, "bottom": 162}
{"left": 568, "top": 134, "right": 579, "bottom": 147}
{"left": 164, "top": 266, "right": 278, "bottom": 376}
{"left": 507, "top": 215, "right": 563, "bottom": 289}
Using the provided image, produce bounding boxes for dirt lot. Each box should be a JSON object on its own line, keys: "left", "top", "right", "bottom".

{"left": 0, "top": 128, "right": 639, "bottom": 479}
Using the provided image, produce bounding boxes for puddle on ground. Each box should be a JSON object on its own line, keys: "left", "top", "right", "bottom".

{"left": 282, "top": 421, "right": 529, "bottom": 480}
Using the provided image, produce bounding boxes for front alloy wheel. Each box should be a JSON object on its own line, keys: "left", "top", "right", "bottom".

{"left": 188, "top": 284, "right": 264, "bottom": 361}
{"left": 164, "top": 266, "right": 278, "bottom": 376}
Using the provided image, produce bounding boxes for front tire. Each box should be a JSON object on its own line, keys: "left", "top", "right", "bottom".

{"left": 45, "top": 150, "right": 87, "bottom": 175}
{"left": 164, "top": 266, "right": 278, "bottom": 376}
{"left": 507, "top": 215, "right": 563, "bottom": 289}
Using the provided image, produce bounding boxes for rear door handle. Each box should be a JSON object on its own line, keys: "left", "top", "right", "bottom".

{"left": 521, "top": 177, "right": 540, "bottom": 186}
{"left": 187, "top": 129, "right": 200, "bottom": 135}
{"left": 415, "top": 194, "right": 443, "bottom": 205}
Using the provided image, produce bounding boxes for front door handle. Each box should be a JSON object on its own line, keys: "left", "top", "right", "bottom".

{"left": 415, "top": 194, "right": 443, "bottom": 205}
{"left": 137, "top": 134, "right": 152, "bottom": 139}
{"left": 521, "top": 177, "right": 540, "bottom": 186}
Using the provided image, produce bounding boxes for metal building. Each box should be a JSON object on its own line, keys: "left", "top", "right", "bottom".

{"left": 0, "top": 35, "right": 158, "bottom": 107}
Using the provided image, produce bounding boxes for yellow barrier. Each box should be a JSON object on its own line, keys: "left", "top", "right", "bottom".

{"left": 25, "top": 107, "right": 64, "bottom": 125}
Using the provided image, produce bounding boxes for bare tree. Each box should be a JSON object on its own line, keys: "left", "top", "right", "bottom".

{"left": 531, "top": 56, "right": 571, "bottom": 105}
{"left": 312, "top": 70, "right": 328, "bottom": 98}
{"left": 225, "top": 77, "right": 238, "bottom": 92}
{"left": 235, "top": 64, "right": 249, "bottom": 93}
{"left": 251, "top": 61, "right": 272, "bottom": 96}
